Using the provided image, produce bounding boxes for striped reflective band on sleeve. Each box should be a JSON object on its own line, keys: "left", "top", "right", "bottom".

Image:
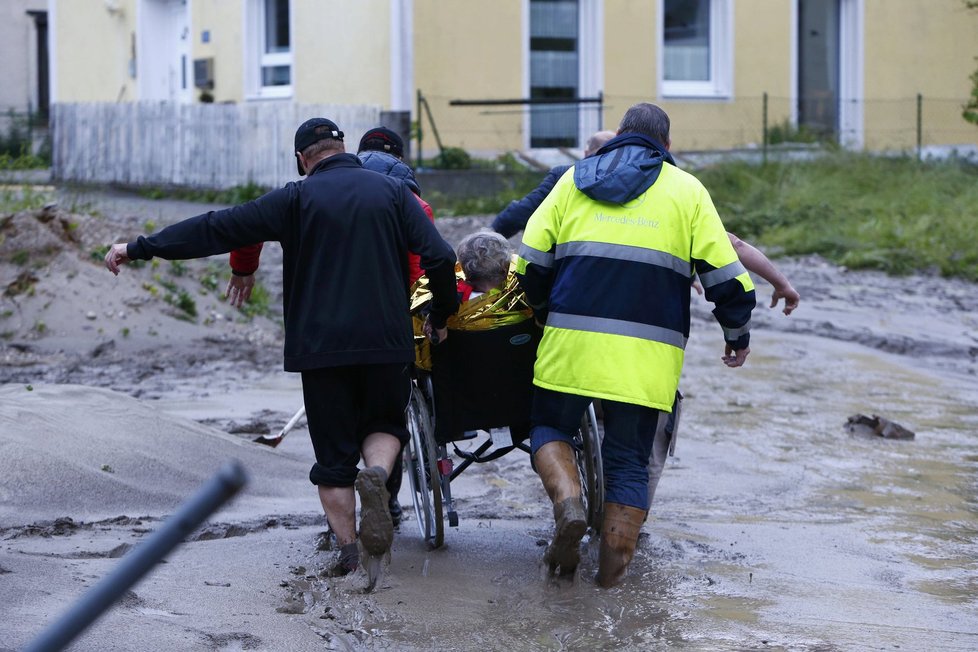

{"left": 722, "top": 320, "right": 752, "bottom": 340}
{"left": 697, "top": 260, "right": 748, "bottom": 288}
{"left": 547, "top": 312, "right": 688, "bottom": 350}
{"left": 556, "top": 241, "right": 692, "bottom": 277}
{"left": 518, "top": 242, "right": 555, "bottom": 268}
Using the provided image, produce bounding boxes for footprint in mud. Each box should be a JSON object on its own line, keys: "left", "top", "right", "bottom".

{"left": 73, "top": 542, "right": 134, "bottom": 559}
{"left": 201, "top": 632, "right": 263, "bottom": 650}
{"left": 315, "top": 590, "right": 392, "bottom": 645}
{"left": 277, "top": 566, "right": 327, "bottom": 615}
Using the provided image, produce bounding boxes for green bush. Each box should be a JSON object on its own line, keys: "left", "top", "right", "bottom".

{"left": 433, "top": 147, "right": 472, "bottom": 170}
{"left": 766, "top": 119, "right": 822, "bottom": 145}
{"left": 0, "top": 111, "right": 48, "bottom": 167}
{"left": 700, "top": 153, "right": 978, "bottom": 281}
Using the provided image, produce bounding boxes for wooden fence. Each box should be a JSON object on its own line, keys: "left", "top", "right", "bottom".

{"left": 51, "top": 102, "right": 381, "bottom": 189}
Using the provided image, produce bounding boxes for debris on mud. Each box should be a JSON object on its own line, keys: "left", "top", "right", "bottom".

{"left": 845, "top": 413, "right": 916, "bottom": 439}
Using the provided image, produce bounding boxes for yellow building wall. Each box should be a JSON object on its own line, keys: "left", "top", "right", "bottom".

{"left": 862, "top": 0, "right": 978, "bottom": 150}
{"left": 724, "top": 0, "right": 793, "bottom": 148}
{"left": 292, "top": 0, "right": 391, "bottom": 105}
{"left": 603, "top": 0, "right": 657, "bottom": 129}
{"left": 605, "top": 0, "right": 792, "bottom": 152}
{"left": 414, "top": 0, "right": 525, "bottom": 157}
{"left": 54, "top": 0, "right": 138, "bottom": 102}
{"left": 52, "top": 1, "right": 977, "bottom": 153}
{"left": 191, "top": 0, "right": 244, "bottom": 103}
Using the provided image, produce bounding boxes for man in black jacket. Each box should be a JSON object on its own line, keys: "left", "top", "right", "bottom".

{"left": 104, "top": 117, "right": 459, "bottom": 589}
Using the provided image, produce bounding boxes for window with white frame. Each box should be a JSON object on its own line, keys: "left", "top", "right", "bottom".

{"left": 529, "top": 0, "right": 580, "bottom": 147}
{"left": 246, "top": 0, "right": 292, "bottom": 98}
{"left": 660, "top": 0, "right": 731, "bottom": 98}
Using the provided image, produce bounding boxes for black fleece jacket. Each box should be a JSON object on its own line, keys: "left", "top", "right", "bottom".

{"left": 127, "top": 153, "right": 458, "bottom": 371}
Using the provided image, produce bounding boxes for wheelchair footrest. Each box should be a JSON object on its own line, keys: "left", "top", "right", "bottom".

{"left": 456, "top": 445, "right": 518, "bottom": 464}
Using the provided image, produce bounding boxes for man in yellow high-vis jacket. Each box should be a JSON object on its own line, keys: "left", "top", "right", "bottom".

{"left": 516, "top": 102, "right": 756, "bottom": 587}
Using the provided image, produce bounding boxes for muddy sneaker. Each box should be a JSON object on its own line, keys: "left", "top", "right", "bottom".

{"left": 325, "top": 542, "right": 360, "bottom": 577}
{"left": 544, "top": 496, "right": 587, "bottom": 577}
{"left": 355, "top": 466, "right": 394, "bottom": 557}
{"left": 316, "top": 527, "right": 338, "bottom": 551}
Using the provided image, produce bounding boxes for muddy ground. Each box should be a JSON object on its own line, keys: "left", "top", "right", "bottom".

{"left": 1, "top": 186, "right": 976, "bottom": 651}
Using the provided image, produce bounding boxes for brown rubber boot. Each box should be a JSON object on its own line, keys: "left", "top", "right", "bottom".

{"left": 596, "top": 502, "right": 647, "bottom": 588}
{"left": 545, "top": 497, "right": 587, "bottom": 576}
{"left": 534, "top": 441, "right": 586, "bottom": 576}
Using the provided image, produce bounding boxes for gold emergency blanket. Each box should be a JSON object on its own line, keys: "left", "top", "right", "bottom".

{"left": 411, "top": 259, "right": 534, "bottom": 371}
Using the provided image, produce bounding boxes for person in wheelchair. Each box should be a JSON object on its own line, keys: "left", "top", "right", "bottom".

{"left": 413, "top": 230, "right": 538, "bottom": 445}
{"left": 406, "top": 232, "right": 606, "bottom": 548}
{"left": 455, "top": 230, "right": 513, "bottom": 302}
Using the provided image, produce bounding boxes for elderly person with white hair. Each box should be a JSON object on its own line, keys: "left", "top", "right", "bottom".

{"left": 455, "top": 230, "right": 513, "bottom": 302}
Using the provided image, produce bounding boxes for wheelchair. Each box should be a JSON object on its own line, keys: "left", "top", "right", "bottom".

{"left": 402, "top": 314, "right": 604, "bottom": 549}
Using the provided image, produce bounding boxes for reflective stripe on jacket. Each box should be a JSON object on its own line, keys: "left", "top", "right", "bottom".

{"left": 516, "top": 155, "right": 754, "bottom": 411}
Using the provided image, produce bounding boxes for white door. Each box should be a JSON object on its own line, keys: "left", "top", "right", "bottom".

{"left": 138, "top": 0, "right": 191, "bottom": 102}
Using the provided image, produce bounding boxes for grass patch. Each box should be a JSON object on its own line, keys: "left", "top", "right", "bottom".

{"left": 152, "top": 274, "right": 196, "bottom": 320}
{"left": 89, "top": 245, "right": 110, "bottom": 262}
{"left": 199, "top": 263, "right": 223, "bottom": 292}
{"left": 697, "top": 153, "right": 978, "bottom": 281}
{"left": 0, "top": 186, "right": 53, "bottom": 212}
{"left": 140, "top": 182, "right": 268, "bottom": 205}
{"left": 238, "top": 280, "right": 272, "bottom": 319}
{"left": 0, "top": 152, "right": 47, "bottom": 170}
{"left": 169, "top": 260, "right": 188, "bottom": 277}
{"left": 428, "top": 173, "right": 543, "bottom": 217}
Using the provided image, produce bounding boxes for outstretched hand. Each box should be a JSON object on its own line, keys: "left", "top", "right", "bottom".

{"left": 770, "top": 283, "right": 801, "bottom": 315}
{"left": 104, "top": 243, "right": 131, "bottom": 275}
{"left": 722, "top": 344, "right": 750, "bottom": 368}
{"left": 226, "top": 273, "right": 256, "bottom": 308}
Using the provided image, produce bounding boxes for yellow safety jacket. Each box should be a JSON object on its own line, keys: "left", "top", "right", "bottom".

{"left": 516, "top": 141, "right": 755, "bottom": 411}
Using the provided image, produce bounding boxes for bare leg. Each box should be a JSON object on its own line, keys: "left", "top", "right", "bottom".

{"left": 356, "top": 432, "right": 401, "bottom": 591}
{"left": 318, "top": 486, "right": 356, "bottom": 546}
{"left": 317, "top": 431, "right": 400, "bottom": 548}
{"left": 361, "top": 431, "right": 400, "bottom": 475}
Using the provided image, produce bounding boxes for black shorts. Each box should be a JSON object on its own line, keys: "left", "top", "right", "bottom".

{"left": 301, "top": 363, "right": 411, "bottom": 487}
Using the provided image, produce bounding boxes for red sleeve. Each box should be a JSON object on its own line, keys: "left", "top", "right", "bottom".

{"left": 456, "top": 279, "right": 474, "bottom": 303}
{"left": 407, "top": 195, "right": 436, "bottom": 285}
{"left": 419, "top": 196, "right": 435, "bottom": 224}
{"left": 229, "top": 242, "right": 264, "bottom": 275}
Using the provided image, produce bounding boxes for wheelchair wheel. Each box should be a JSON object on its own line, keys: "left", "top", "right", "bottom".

{"left": 575, "top": 403, "right": 604, "bottom": 533}
{"left": 404, "top": 383, "right": 444, "bottom": 548}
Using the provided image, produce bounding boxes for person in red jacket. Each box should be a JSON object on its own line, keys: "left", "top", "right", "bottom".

{"left": 356, "top": 127, "right": 434, "bottom": 286}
